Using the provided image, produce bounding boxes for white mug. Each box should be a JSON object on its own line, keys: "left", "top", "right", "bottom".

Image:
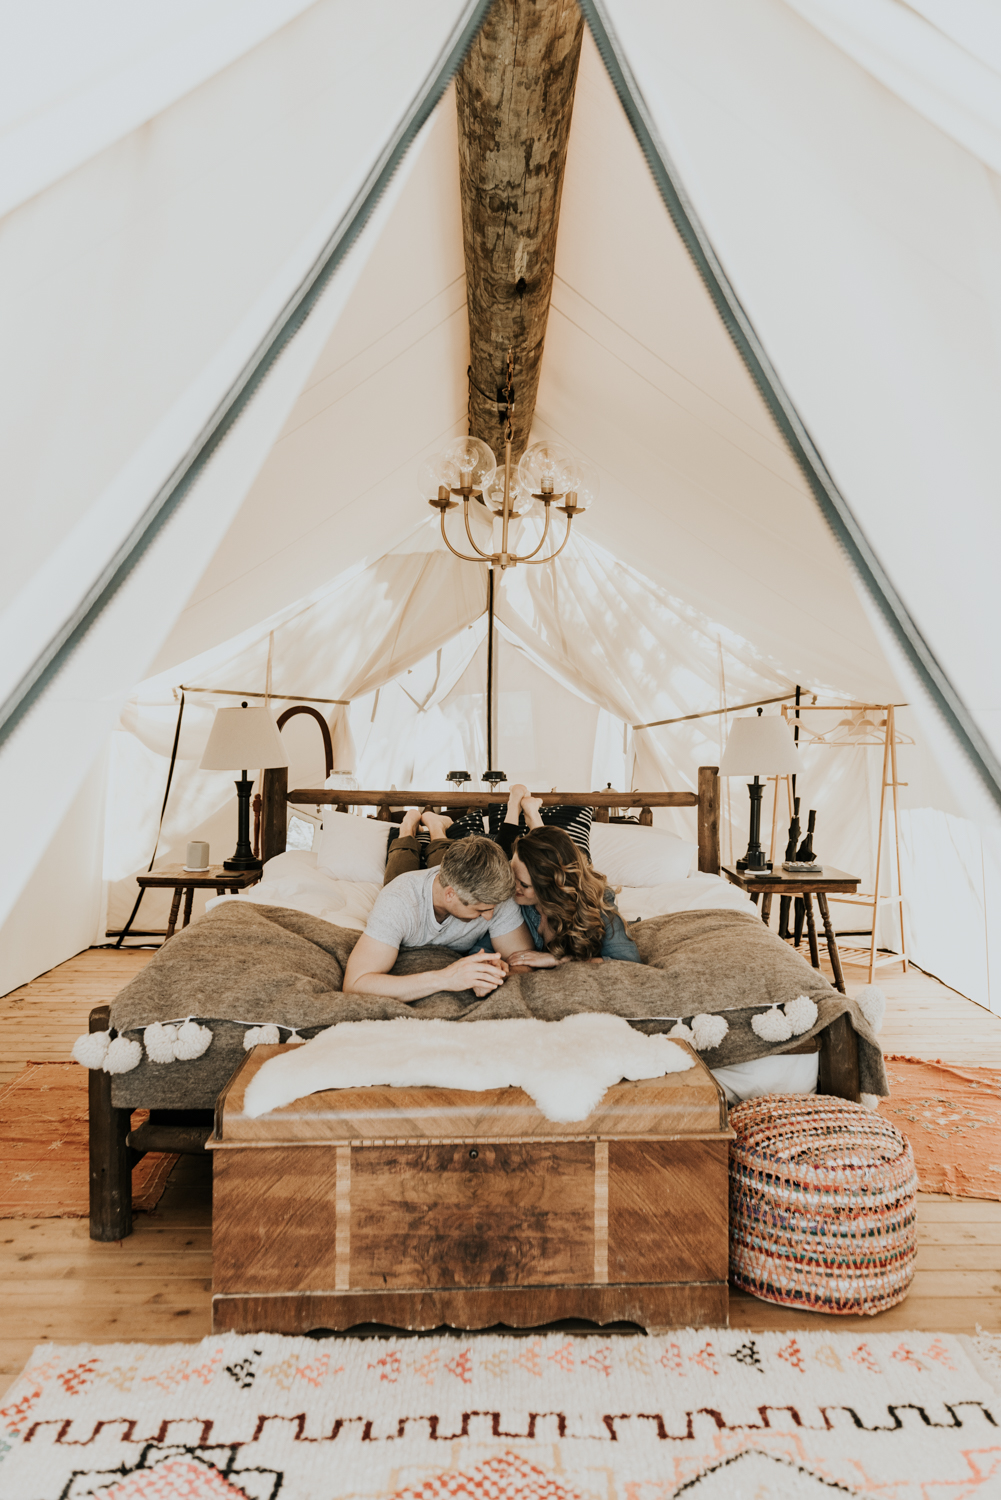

{"left": 185, "top": 841, "right": 210, "bottom": 871}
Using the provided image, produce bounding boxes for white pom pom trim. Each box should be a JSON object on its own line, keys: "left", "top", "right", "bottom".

{"left": 243, "top": 1024, "right": 281, "bottom": 1050}
{"left": 854, "top": 984, "right": 886, "bottom": 1035}
{"left": 143, "top": 1018, "right": 213, "bottom": 1063}
{"left": 72, "top": 1031, "right": 110, "bottom": 1069}
{"left": 784, "top": 995, "right": 818, "bottom": 1036}
{"left": 668, "top": 1021, "right": 694, "bottom": 1045}
{"left": 860, "top": 1092, "right": 880, "bottom": 1111}
{"left": 174, "top": 1020, "right": 212, "bottom": 1060}
{"left": 751, "top": 1005, "right": 793, "bottom": 1043}
{"left": 144, "top": 1022, "right": 179, "bottom": 1064}
{"left": 691, "top": 1013, "right": 729, "bottom": 1051}
{"left": 103, "top": 1036, "right": 143, "bottom": 1074}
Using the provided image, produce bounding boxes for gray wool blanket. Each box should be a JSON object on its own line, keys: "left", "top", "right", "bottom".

{"left": 108, "top": 901, "right": 886, "bottom": 1108}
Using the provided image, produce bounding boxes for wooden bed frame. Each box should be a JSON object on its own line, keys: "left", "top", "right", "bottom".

{"left": 258, "top": 764, "right": 724, "bottom": 871}
{"left": 89, "top": 765, "right": 860, "bottom": 1249}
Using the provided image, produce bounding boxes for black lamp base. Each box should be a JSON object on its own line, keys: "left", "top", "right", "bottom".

{"left": 736, "top": 854, "right": 773, "bottom": 873}
{"left": 223, "top": 772, "right": 263, "bottom": 872}
{"left": 735, "top": 775, "right": 772, "bottom": 872}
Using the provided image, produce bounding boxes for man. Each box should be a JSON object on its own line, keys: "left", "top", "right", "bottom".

{"left": 343, "top": 826, "right": 533, "bottom": 1000}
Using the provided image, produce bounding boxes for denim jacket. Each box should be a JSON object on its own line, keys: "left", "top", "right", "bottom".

{"left": 518, "top": 894, "right": 640, "bottom": 963}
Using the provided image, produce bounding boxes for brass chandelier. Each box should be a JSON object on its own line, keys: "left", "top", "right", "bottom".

{"left": 418, "top": 430, "right": 598, "bottom": 571}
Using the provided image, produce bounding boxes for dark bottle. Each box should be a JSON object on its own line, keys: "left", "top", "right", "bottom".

{"left": 778, "top": 799, "right": 801, "bottom": 939}
{"left": 796, "top": 809, "right": 817, "bottom": 863}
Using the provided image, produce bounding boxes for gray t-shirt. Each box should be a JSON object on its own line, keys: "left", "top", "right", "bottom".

{"left": 364, "top": 868, "right": 525, "bottom": 953}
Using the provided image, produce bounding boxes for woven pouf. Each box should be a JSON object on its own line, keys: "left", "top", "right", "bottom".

{"left": 729, "top": 1094, "right": 918, "bottom": 1315}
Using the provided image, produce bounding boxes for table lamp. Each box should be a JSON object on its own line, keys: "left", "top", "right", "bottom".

{"left": 719, "top": 708, "right": 801, "bottom": 872}
{"left": 200, "top": 701, "right": 288, "bottom": 871}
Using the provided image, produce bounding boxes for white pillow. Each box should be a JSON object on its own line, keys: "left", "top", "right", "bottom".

{"left": 287, "top": 808, "right": 321, "bottom": 850}
{"left": 589, "top": 821, "right": 697, "bottom": 887}
{"left": 315, "top": 811, "right": 392, "bottom": 884}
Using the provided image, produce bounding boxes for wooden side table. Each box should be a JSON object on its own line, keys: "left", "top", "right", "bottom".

{"left": 721, "top": 864, "right": 860, "bottom": 994}
{"left": 135, "top": 865, "right": 261, "bottom": 941}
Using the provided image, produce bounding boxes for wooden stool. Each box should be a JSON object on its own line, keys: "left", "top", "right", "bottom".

{"left": 721, "top": 865, "right": 860, "bottom": 994}
{"left": 134, "top": 865, "right": 261, "bottom": 941}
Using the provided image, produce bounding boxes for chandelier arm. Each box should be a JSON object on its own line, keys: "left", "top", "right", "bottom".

{"left": 461, "top": 499, "right": 494, "bottom": 559}
{"left": 515, "top": 503, "right": 553, "bottom": 562}
{"left": 517, "top": 514, "right": 575, "bottom": 565}
{"left": 439, "top": 510, "right": 489, "bottom": 564}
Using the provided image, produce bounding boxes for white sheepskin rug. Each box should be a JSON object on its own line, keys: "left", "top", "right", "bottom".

{"left": 242, "top": 1013, "right": 695, "bottom": 1124}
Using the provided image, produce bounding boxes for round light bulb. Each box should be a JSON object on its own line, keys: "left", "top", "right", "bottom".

{"left": 564, "top": 456, "right": 599, "bottom": 516}
{"left": 481, "top": 475, "right": 532, "bottom": 516}
{"left": 441, "top": 436, "right": 497, "bottom": 494}
{"left": 518, "top": 440, "right": 576, "bottom": 500}
{"left": 416, "top": 451, "right": 461, "bottom": 503}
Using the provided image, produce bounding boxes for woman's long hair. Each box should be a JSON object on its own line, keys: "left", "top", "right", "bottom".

{"left": 512, "top": 827, "right": 615, "bottom": 960}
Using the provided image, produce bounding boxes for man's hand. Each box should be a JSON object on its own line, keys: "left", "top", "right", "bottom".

{"left": 344, "top": 935, "right": 507, "bottom": 1002}
{"left": 441, "top": 950, "right": 509, "bottom": 996}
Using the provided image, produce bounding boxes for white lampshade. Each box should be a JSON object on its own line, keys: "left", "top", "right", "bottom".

{"left": 719, "top": 714, "right": 800, "bottom": 776}
{"left": 199, "top": 705, "right": 288, "bottom": 771}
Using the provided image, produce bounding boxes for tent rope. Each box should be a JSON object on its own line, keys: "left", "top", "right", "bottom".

{"left": 633, "top": 692, "right": 794, "bottom": 730}
{"left": 112, "top": 691, "right": 186, "bottom": 948}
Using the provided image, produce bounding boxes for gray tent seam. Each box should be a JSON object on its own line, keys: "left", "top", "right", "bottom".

{"left": 578, "top": 0, "right": 1001, "bottom": 815}
{"left": 0, "top": 0, "right": 493, "bottom": 753}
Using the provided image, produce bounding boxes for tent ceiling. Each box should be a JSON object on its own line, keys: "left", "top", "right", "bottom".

{"left": 150, "top": 90, "right": 471, "bottom": 671}
{"left": 153, "top": 34, "right": 897, "bottom": 709}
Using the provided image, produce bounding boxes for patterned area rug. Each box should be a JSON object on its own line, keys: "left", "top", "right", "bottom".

{"left": 0, "top": 1062, "right": 176, "bottom": 1217}
{"left": 2, "top": 1330, "right": 1000, "bottom": 1497}
{"left": 881, "top": 1056, "right": 1001, "bottom": 1200}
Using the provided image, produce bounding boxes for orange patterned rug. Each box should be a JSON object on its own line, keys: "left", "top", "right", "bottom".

{"left": 4, "top": 1330, "right": 1001, "bottom": 1497}
{"left": 0, "top": 1061, "right": 177, "bottom": 1218}
{"left": 881, "top": 1055, "right": 1001, "bottom": 1200}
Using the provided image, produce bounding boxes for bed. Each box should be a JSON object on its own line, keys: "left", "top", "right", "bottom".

{"left": 85, "top": 767, "right": 881, "bottom": 1260}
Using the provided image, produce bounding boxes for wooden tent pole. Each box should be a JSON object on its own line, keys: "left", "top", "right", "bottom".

{"left": 486, "top": 568, "right": 495, "bottom": 771}
{"left": 457, "top": 0, "right": 584, "bottom": 462}
{"left": 868, "top": 707, "right": 892, "bottom": 982}
{"left": 888, "top": 704, "right": 908, "bottom": 971}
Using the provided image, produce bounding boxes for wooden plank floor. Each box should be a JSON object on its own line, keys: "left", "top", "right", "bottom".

{"left": 2, "top": 945, "right": 1000, "bottom": 1397}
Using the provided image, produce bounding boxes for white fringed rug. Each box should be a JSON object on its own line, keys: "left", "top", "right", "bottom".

{"left": 2, "top": 1329, "right": 1000, "bottom": 1498}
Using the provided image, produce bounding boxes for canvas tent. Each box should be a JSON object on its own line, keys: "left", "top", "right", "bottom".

{"left": 1, "top": 0, "right": 999, "bottom": 1007}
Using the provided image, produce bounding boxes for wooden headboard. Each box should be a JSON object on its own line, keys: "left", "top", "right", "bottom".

{"left": 260, "top": 766, "right": 721, "bottom": 874}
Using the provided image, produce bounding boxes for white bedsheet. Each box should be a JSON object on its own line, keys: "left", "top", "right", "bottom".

{"left": 205, "top": 851, "right": 379, "bottom": 930}
{"left": 207, "top": 852, "right": 756, "bottom": 929}
{"left": 616, "top": 871, "right": 754, "bottom": 922}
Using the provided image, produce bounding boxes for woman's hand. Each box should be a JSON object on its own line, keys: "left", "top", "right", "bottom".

{"left": 506, "top": 949, "right": 562, "bottom": 969}
{"left": 520, "top": 794, "right": 544, "bottom": 829}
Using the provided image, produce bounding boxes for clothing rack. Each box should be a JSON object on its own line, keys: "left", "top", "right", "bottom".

{"left": 780, "top": 701, "right": 908, "bottom": 982}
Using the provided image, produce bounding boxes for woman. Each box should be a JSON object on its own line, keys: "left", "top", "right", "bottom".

{"left": 498, "top": 785, "right": 640, "bottom": 966}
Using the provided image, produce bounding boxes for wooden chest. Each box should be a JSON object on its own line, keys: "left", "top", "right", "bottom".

{"left": 209, "top": 1044, "right": 733, "bottom": 1334}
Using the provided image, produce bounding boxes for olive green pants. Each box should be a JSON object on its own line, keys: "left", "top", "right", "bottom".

{"left": 383, "top": 834, "right": 451, "bottom": 886}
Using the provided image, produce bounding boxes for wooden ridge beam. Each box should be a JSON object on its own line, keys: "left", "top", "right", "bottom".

{"left": 457, "top": 0, "right": 584, "bottom": 463}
